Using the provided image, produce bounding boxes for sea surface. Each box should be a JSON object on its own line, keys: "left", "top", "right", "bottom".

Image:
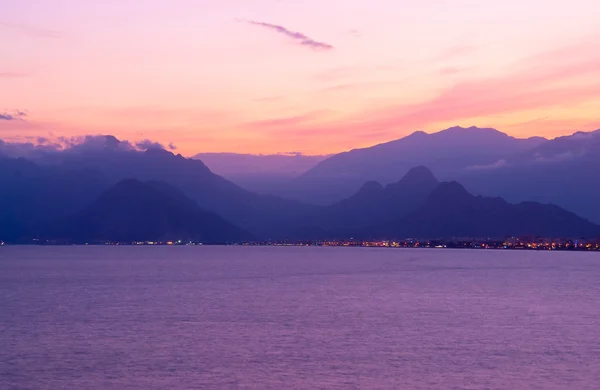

{"left": 1, "top": 246, "right": 599, "bottom": 389}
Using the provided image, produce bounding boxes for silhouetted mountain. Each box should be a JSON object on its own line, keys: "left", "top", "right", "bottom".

{"left": 0, "top": 156, "right": 110, "bottom": 241}
{"left": 3, "top": 132, "right": 599, "bottom": 242}
{"left": 302, "top": 166, "right": 439, "bottom": 232}
{"left": 274, "top": 126, "right": 546, "bottom": 205}
{"left": 47, "top": 179, "right": 252, "bottom": 243}
{"left": 526, "top": 130, "right": 600, "bottom": 161}
{"left": 32, "top": 138, "right": 317, "bottom": 238}
{"left": 459, "top": 129, "right": 600, "bottom": 224}
{"left": 369, "top": 181, "right": 600, "bottom": 239}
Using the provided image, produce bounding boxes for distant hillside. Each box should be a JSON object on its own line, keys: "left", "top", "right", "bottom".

{"left": 368, "top": 181, "right": 600, "bottom": 240}
{"left": 46, "top": 179, "right": 253, "bottom": 243}
{"left": 459, "top": 129, "right": 600, "bottom": 224}
{"left": 301, "top": 166, "right": 439, "bottom": 233}
{"left": 0, "top": 156, "right": 110, "bottom": 241}
{"left": 11, "top": 137, "right": 318, "bottom": 239}
{"left": 193, "top": 152, "right": 327, "bottom": 176}
{"left": 274, "top": 126, "right": 546, "bottom": 205}
{"left": 192, "top": 152, "right": 329, "bottom": 197}
{"left": 3, "top": 132, "right": 599, "bottom": 242}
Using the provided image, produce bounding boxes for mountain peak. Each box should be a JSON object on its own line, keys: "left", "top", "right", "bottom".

{"left": 50, "top": 179, "right": 252, "bottom": 243}
{"left": 407, "top": 130, "right": 427, "bottom": 138}
{"left": 357, "top": 180, "right": 384, "bottom": 194}
{"left": 442, "top": 126, "right": 504, "bottom": 136}
{"left": 398, "top": 166, "right": 438, "bottom": 186}
{"left": 428, "top": 181, "right": 472, "bottom": 203}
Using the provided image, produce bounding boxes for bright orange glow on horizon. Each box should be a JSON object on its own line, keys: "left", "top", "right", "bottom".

{"left": 1, "top": 0, "right": 600, "bottom": 156}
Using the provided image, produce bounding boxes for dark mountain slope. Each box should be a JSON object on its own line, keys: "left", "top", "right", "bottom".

{"left": 369, "top": 181, "right": 600, "bottom": 239}
{"left": 47, "top": 179, "right": 252, "bottom": 243}
{"left": 459, "top": 129, "right": 600, "bottom": 224}
{"left": 0, "top": 157, "right": 110, "bottom": 241}
{"left": 303, "top": 166, "right": 439, "bottom": 231}
{"left": 52, "top": 146, "right": 316, "bottom": 238}
{"left": 276, "top": 126, "right": 545, "bottom": 204}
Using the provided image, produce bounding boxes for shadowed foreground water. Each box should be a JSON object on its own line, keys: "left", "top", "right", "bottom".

{"left": 1, "top": 246, "right": 599, "bottom": 389}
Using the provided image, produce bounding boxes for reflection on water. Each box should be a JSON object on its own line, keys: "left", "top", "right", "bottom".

{"left": 1, "top": 246, "right": 599, "bottom": 389}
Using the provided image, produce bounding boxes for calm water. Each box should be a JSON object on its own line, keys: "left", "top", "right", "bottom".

{"left": 1, "top": 247, "right": 599, "bottom": 389}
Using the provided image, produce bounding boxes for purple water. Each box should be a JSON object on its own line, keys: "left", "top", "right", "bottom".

{"left": 1, "top": 246, "right": 599, "bottom": 389}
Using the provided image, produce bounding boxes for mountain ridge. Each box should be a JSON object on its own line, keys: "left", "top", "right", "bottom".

{"left": 367, "top": 179, "right": 600, "bottom": 240}
{"left": 45, "top": 179, "right": 253, "bottom": 243}
{"left": 271, "top": 126, "right": 548, "bottom": 205}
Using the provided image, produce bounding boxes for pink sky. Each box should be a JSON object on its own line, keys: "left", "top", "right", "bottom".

{"left": 1, "top": 0, "right": 600, "bottom": 155}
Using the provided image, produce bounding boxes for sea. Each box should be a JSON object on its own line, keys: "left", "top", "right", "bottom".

{"left": 1, "top": 246, "right": 599, "bottom": 389}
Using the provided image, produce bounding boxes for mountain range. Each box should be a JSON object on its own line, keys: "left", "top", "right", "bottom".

{"left": 299, "top": 166, "right": 440, "bottom": 232}
{"left": 1, "top": 129, "right": 599, "bottom": 243}
{"left": 262, "top": 126, "right": 547, "bottom": 205}
{"left": 367, "top": 181, "right": 599, "bottom": 240}
{"left": 206, "top": 126, "right": 599, "bottom": 225}
{"left": 46, "top": 179, "right": 252, "bottom": 243}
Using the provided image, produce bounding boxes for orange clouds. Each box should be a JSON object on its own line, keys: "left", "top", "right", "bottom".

{"left": 248, "top": 39, "right": 600, "bottom": 153}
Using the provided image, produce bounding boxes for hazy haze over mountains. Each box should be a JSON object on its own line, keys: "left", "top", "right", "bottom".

{"left": 269, "top": 126, "right": 547, "bottom": 204}
{"left": 1, "top": 127, "right": 599, "bottom": 243}
{"left": 192, "top": 152, "right": 328, "bottom": 195}
{"left": 458, "top": 129, "right": 600, "bottom": 224}
{"left": 0, "top": 136, "right": 315, "bottom": 241}
{"left": 201, "top": 125, "right": 598, "bottom": 224}
{"left": 192, "top": 153, "right": 328, "bottom": 177}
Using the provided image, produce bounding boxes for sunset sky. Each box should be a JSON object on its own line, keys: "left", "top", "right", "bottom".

{"left": 1, "top": 0, "right": 600, "bottom": 155}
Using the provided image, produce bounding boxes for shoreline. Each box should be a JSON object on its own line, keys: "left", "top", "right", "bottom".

{"left": 2, "top": 241, "right": 599, "bottom": 251}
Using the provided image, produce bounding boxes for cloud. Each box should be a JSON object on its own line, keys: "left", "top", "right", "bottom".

{"left": 0, "top": 139, "right": 62, "bottom": 159}
{"left": 241, "top": 20, "right": 333, "bottom": 51}
{"left": 60, "top": 135, "right": 137, "bottom": 153}
{"left": 135, "top": 139, "right": 165, "bottom": 151}
{"left": 0, "top": 110, "right": 27, "bottom": 121}
{"left": 0, "top": 133, "right": 182, "bottom": 160}
{"left": 60, "top": 135, "right": 180, "bottom": 154}
{"left": 466, "top": 159, "right": 508, "bottom": 170}
{"left": 534, "top": 151, "right": 580, "bottom": 163}
{"left": 250, "top": 39, "right": 600, "bottom": 151}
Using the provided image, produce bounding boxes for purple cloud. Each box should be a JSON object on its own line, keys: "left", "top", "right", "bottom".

{"left": 60, "top": 135, "right": 136, "bottom": 153}
{"left": 0, "top": 110, "right": 27, "bottom": 121}
{"left": 242, "top": 20, "right": 333, "bottom": 51}
{"left": 0, "top": 139, "right": 62, "bottom": 159}
{"left": 0, "top": 134, "right": 179, "bottom": 160}
{"left": 135, "top": 139, "right": 165, "bottom": 151}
